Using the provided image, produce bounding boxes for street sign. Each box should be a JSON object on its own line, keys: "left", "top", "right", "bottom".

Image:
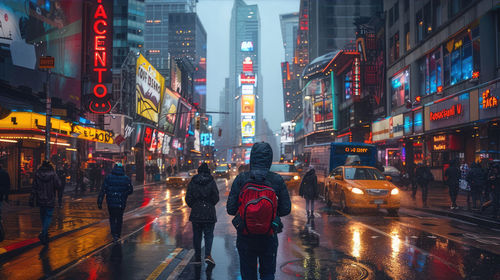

{"left": 39, "top": 56, "right": 55, "bottom": 69}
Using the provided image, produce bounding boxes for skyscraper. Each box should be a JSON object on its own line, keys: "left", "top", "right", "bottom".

{"left": 280, "top": 13, "right": 299, "bottom": 65}
{"left": 228, "top": 0, "right": 261, "bottom": 148}
{"left": 280, "top": 12, "right": 300, "bottom": 121}
{"left": 144, "top": 0, "right": 197, "bottom": 77}
{"left": 113, "top": 0, "right": 145, "bottom": 69}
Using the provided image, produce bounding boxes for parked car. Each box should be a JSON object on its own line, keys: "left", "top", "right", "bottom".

{"left": 325, "top": 165, "right": 400, "bottom": 215}
{"left": 166, "top": 172, "right": 190, "bottom": 188}
{"left": 383, "top": 166, "right": 402, "bottom": 186}
{"left": 213, "top": 165, "right": 230, "bottom": 179}
{"left": 269, "top": 163, "right": 301, "bottom": 189}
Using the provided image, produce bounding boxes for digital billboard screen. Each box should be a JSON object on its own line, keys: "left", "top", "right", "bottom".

{"left": 177, "top": 101, "right": 192, "bottom": 137}
{"left": 159, "top": 87, "right": 179, "bottom": 135}
{"left": 242, "top": 85, "right": 254, "bottom": 95}
{"left": 241, "top": 118, "right": 255, "bottom": 137}
{"left": 0, "top": 0, "right": 83, "bottom": 106}
{"left": 281, "top": 122, "right": 294, "bottom": 143}
{"left": 136, "top": 54, "right": 165, "bottom": 123}
{"left": 241, "top": 41, "right": 254, "bottom": 52}
{"left": 241, "top": 95, "right": 255, "bottom": 114}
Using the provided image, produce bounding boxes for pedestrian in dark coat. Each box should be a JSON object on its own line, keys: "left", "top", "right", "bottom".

{"left": 97, "top": 163, "right": 133, "bottom": 242}
{"left": 467, "top": 162, "right": 487, "bottom": 209}
{"left": 30, "top": 161, "right": 61, "bottom": 245}
{"left": 415, "top": 163, "right": 433, "bottom": 207}
{"left": 185, "top": 163, "right": 219, "bottom": 265}
{"left": 0, "top": 165, "right": 10, "bottom": 220}
{"left": 227, "top": 142, "right": 292, "bottom": 280}
{"left": 299, "top": 167, "right": 318, "bottom": 218}
{"left": 445, "top": 160, "right": 461, "bottom": 209}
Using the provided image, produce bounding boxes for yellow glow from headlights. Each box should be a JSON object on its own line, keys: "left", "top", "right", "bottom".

{"left": 391, "top": 188, "right": 399, "bottom": 195}
{"left": 182, "top": 178, "right": 186, "bottom": 181}
{"left": 293, "top": 175, "right": 299, "bottom": 180}
{"left": 352, "top": 229, "right": 361, "bottom": 258}
{"left": 166, "top": 178, "right": 170, "bottom": 181}
{"left": 351, "top": 187, "right": 364, "bottom": 194}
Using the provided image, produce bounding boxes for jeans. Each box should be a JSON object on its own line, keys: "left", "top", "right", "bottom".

{"left": 108, "top": 207, "right": 124, "bottom": 238}
{"left": 237, "top": 235, "right": 278, "bottom": 280}
{"left": 305, "top": 199, "right": 314, "bottom": 215}
{"left": 449, "top": 185, "right": 459, "bottom": 207}
{"left": 39, "top": 206, "right": 54, "bottom": 236}
{"left": 192, "top": 222, "right": 215, "bottom": 258}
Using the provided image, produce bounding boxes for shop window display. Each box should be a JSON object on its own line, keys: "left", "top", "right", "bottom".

{"left": 391, "top": 69, "right": 410, "bottom": 109}
{"left": 443, "top": 27, "right": 480, "bottom": 86}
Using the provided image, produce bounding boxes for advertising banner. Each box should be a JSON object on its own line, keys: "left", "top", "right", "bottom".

{"left": 281, "top": 122, "right": 294, "bottom": 143}
{"left": 242, "top": 85, "right": 254, "bottom": 95}
{"left": 241, "top": 118, "right": 255, "bottom": 137}
{"left": 425, "top": 92, "right": 470, "bottom": 131}
{"left": 479, "top": 84, "right": 500, "bottom": 120}
{"left": 303, "top": 96, "right": 314, "bottom": 135}
{"left": 162, "top": 134, "right": 171, "bottom": 155}
{"left": 0, "top": 0, "right": 83, "bottom": 107}
{"left": 241, "top": 95, "right": 255, "bottom": 114}
{"left": 177, "top": 100, "right": 192, "bottom": 137}
{"left": 136, "top": 54, "right": 164, "bottom": 123}
{"left": 372, "top": 118, "right": 390, "bottom": 142}
{"left": 159, "top": 87, "right": 179, "bottom": 134}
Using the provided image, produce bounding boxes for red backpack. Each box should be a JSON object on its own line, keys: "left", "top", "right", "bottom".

{"left": 238, "top": 180, "right": 278, "bottom": 236}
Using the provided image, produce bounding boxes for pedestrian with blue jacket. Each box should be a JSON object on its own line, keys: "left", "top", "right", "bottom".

{"left": 98, "top": 163, "right": 133, "bottom": 242}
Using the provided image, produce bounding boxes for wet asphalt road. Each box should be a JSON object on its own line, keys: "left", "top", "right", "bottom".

{"left": 0, "top": 178, "right": 499, "bottom": 280}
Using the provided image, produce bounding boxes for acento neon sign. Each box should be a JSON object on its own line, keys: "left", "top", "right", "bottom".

{"left": 89, "top": 0, "right": 112, "bottom": 114}
{"left": 430, "top": 104, "right": 463, "bottom": 121}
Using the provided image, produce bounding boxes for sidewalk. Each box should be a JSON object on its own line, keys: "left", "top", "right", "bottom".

{"left": 0, "top": 181, "right": 162, "bottom": 259}
{"left": 400, "top": 184, "right": 500, "bottom": 229}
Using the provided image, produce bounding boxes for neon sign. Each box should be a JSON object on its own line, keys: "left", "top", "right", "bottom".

{"left": 243, "top": 57, "right": 253, "bottom": 73}
{"left": 430, "top": 104, "right": 463, "bottom": 121}
{"left": 89, "top": 0, "right": 113, "bottom": 113}
{"left": 481, "top": 89, "right": 498, "bottom": 109}
{"left": 239, "top": 73, "right": 256, "bottom": 86}
{"left": 353, "top": 57, "right": 361, "bottom": 96}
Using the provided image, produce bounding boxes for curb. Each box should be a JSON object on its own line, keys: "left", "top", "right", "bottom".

{"left": 0, "top": 182, "right": 164, "bottom": 261}
{"left": 406, "top": 206, "right": 500, "bottom": 229}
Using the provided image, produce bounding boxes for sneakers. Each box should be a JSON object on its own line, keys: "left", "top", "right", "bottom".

{"left": 205, "top": 255, "right": 215, "bottom": 266}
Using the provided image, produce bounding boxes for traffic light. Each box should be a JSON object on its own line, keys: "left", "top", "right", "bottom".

{"left": 195, "top": 116, "right": 201, "bottom": 130}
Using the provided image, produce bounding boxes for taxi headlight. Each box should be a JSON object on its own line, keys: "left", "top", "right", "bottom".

{"left": 351, "top": 187, "right": 364, "bottom": 194}
{"left": 182, "top": 178, "right": 186, "bottom": 181}
{"left": 166, "top": 178, "right": 170, "bottom": 181}
{"left": 391, "top": 188, "right": 399, "bottom": 195}
{"left": 293, "top": 175, "right": 300, "bottom": 180}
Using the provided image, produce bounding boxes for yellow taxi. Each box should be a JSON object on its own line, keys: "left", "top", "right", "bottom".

{"left": 325, "top": 165, "right": 400, "bottom": 215}
{"left": 270, "top": 163, "right": 301, "bottom": 189}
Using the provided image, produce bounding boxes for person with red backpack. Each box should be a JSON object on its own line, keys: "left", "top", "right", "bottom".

{"left": 227, "top": 142, "right": 291, "bottom": 280}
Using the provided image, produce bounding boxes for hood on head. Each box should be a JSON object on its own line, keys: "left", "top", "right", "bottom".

{"left": 198, "top": 163, "right": 210, "bottom": 174}
{"left": 193, "top": 172, "right": 213, "bottom": 186}
{"left": 306, "top": 168, "right": 315, "bottom": 176}
{"left": 37, "top": 161, "right": 55, "bottom": 181}
{"left": 250, "top": 142, "right": 273, "bottom": 171}
{"left": 111, "top": 165, "right": 125, "bottom": 176}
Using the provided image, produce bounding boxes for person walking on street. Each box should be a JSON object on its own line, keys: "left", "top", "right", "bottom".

{"left": 415, "top": 162, "right": 433, "bottom": 207}
{"left": 30, "top": 161, "right": 61, "bottom": 245}
{"left": 185, "top": 163, "right": 219, "bottom": 266}
{"left": 56, "top": 165, "right": 67, "bottom": 208}
{"left": 227, "top": 142, "right": 292, "bottom": 280}
{"left": 467, "top": 162, "right": 487, "bottom": 210}
{"left": 97, "top": 163, "right": 133, "bottom": 242}
{"left": 445, "top": 160, "right": 461, "bottom": 209}
{"left": 0, "top": 165, "right": 10, "bottom": 218}
{"left": 299, "top": 167, "right": 318, "bottom": 218}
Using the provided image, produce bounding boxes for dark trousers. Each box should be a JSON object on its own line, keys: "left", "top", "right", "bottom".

{"left": 108, "top": 207, "right": 124, "bottom": 238}
{"left": 192, "top": 222, "right": 215, "bottom": 258}
{"left": 237, "top": 235, "right": 278, "bottom": 280}
{"left": 448, "top": 184, "right": 459, "bottom": 207}
{"left": 40, "top": 206, "right": 54, "bottom": 236}
{"left": 57, "top": 182, "right": 65, "bottom": 205}
{"left": 471, "top": 186, "right": 482, "bottom": 208}
{"left": 417, "top": 183, "right": 428, "bottom": 205}
{"left": 305, "top": 199, "right": 314, "bottom": 215}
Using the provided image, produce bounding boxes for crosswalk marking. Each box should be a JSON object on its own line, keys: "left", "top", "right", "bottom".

{"left": 146, "top": 248, "right": 183, "bottom": 280}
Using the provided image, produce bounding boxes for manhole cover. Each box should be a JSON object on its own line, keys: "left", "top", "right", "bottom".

{"left": 281, "top": 258, "right": 372, "bottom": 279}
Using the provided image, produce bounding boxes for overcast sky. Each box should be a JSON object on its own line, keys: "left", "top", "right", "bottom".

{"left": 197, "top": 0, "right": 299, "bottom": 132}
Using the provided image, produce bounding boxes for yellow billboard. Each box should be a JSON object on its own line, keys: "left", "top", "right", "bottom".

{"left": 241, "top": 119, "right": 255, "bottom": 137}
{"left": 136, "top": 54, "right": 165, "bottom": 123}
{"left": 241, "top": 95, "right": 255, "bottom": 114}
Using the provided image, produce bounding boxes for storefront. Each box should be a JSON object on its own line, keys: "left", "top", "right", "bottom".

{"left": 0, "top": 112, "right": 113, "bottom": 191}
{"left": 371, "top": 114, "right": 405, "bottom": 167}
{"left": 477, "top": 82, "right": 500, "bottom": 159}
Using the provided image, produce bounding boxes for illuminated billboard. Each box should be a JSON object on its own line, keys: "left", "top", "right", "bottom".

{"left": 243, "top": 57, "right": 253, "bottom": 73}
{"left": 242, "top": 137, "right": 254, "bottom": 144}
{"left": 242, "top": 85, "right": 254, "bottom": 95}
{"left": 241, "top": 95, "right": 255, "bottom": 114}
{"left": 159, "top": 87, "right": 179, "bottom": 134}
{"left": 239, "top": 73, "right": 257, "bottom": 87}
{"left": 241, "top": 119, "right": 255, "bottom": 137}
{"left": 241, "top": 41, "right": 254, "bottom": 52}
{"left": 0, "top": 0, "right": 84, "bottom": 107}
{"left": 136, "top": 54, "right": 165, "bottom": 123}
{"left": 87, "top": 0, "right": 113, "bottom": 113}
{"left": 281, "top": 122, "right": 294, "bottom": 143}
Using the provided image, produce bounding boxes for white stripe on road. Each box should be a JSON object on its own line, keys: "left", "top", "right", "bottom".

{"left": 167, "top": 249, "right": 195, "bottom": 280}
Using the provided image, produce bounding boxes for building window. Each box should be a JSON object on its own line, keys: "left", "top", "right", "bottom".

{"left": 404, "top": 0, "right": 409, "bottom": 11}
{"left": 404, "top": 22, "right": 410, "bottom": 51}
{"left": 433, "top": 0, "right": 442, "bottom": 28}
{"left": 389, "top": 7, "right": 394, "bottom": 26}
{"left": 443, "top": 27, "right": 480, "bottom": 86}
{"left": 390, "top": 32, "right": 400, "bottom": 64}
{"left": 497, "top": 10, "right": 500, "bottom": 67}
{"left": 416, "top": 10, "right": 423, "bottom": 43}
{"left": 394, "top": 2, "right": 399, "bottom": 22}
{"left": 344, "top": 71, "right": 352, "bottom": 101}
{"left": 420, "top": 48, "right": 443, "bottom": 95}
{"left": 391, "top": 68, "right": 410, "bottom": 109}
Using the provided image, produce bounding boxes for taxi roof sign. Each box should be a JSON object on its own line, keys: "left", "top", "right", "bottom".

{"left": 39, "top": 56, "right": 55, "bottom": 69}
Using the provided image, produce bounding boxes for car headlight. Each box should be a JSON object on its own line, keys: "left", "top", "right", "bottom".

{"left": 293, "top": 175, "right": 299, "bottom": 180}
{"left": 166, "top": 178, "right": 170, "bottom": 181}
{"left": 182, "top": 178, "right": 186, "bottom": 181}
{"left": 391, "top": 188, "right": 399, "bottom": 195}
{"left": 225, "top": 170, "right": 228, "bottom": 173}
{"left": 351, "top": 187, "right": 364, "bottom": 194}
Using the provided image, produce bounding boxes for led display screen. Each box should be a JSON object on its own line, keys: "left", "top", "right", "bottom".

{"left": 136, "top": 54, "right": 165, "bottom": 123}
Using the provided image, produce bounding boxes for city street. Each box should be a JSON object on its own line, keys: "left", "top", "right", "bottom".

{"left": 0, "top": 178, "right": 499, "bottom": 279}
